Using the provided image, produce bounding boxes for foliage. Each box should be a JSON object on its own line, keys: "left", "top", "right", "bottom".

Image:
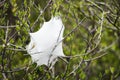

{"left": 0, "top": 0, "right": 120, "bottom": 80}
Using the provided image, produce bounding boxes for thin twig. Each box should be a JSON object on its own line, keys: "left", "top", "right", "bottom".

{"left": 8, "top": 43, "right": 25, "bottom": 50}
{"left": 84, "top": 52, "right": 107, "bottom": 62}
{"left": 63, "top": 17, "right": 86, "bottom": 40}
{"left": 67, "top": 58, "right": 85, "bottom": 77}
{"left": 86, "top": 0, "right": 103, "bottom": 12}
{"left": 0, "top": 0, "right": 6, "bottom": 7}
{"left": 1, "top": 22, "right": 9, "bottom": 79}
{"left": 31, "top": 0, "right": 52, "bottom": 31}
{"left": 6, "top": 48, "right": 26, "bottom": 51}
{"left": 0, "top": 25, "right": 16, "bottom": 28}
{"left": 1, "top": 67, "right": 26, "bottom": 73}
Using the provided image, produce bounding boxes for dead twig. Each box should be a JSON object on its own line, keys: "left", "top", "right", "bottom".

{"left": 0, "top": 25, "right": 16, "bottom": 28}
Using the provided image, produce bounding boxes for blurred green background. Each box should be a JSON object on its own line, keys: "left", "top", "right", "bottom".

{"left": 0, "top": 0, "right": 120, "bottom": 80}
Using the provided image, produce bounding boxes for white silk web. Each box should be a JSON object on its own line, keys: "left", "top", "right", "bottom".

{"left": 26, "top": 16, "right": 65, "bottom": 68}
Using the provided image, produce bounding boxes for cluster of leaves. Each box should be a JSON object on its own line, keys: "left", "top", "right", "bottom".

{"left": 0, "top": 0, "right": 120, "bottom": 80}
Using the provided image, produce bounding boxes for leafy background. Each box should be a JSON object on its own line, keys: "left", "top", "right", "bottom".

{"left": 0, "top": 0, "right": 120, "bottom": 80}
